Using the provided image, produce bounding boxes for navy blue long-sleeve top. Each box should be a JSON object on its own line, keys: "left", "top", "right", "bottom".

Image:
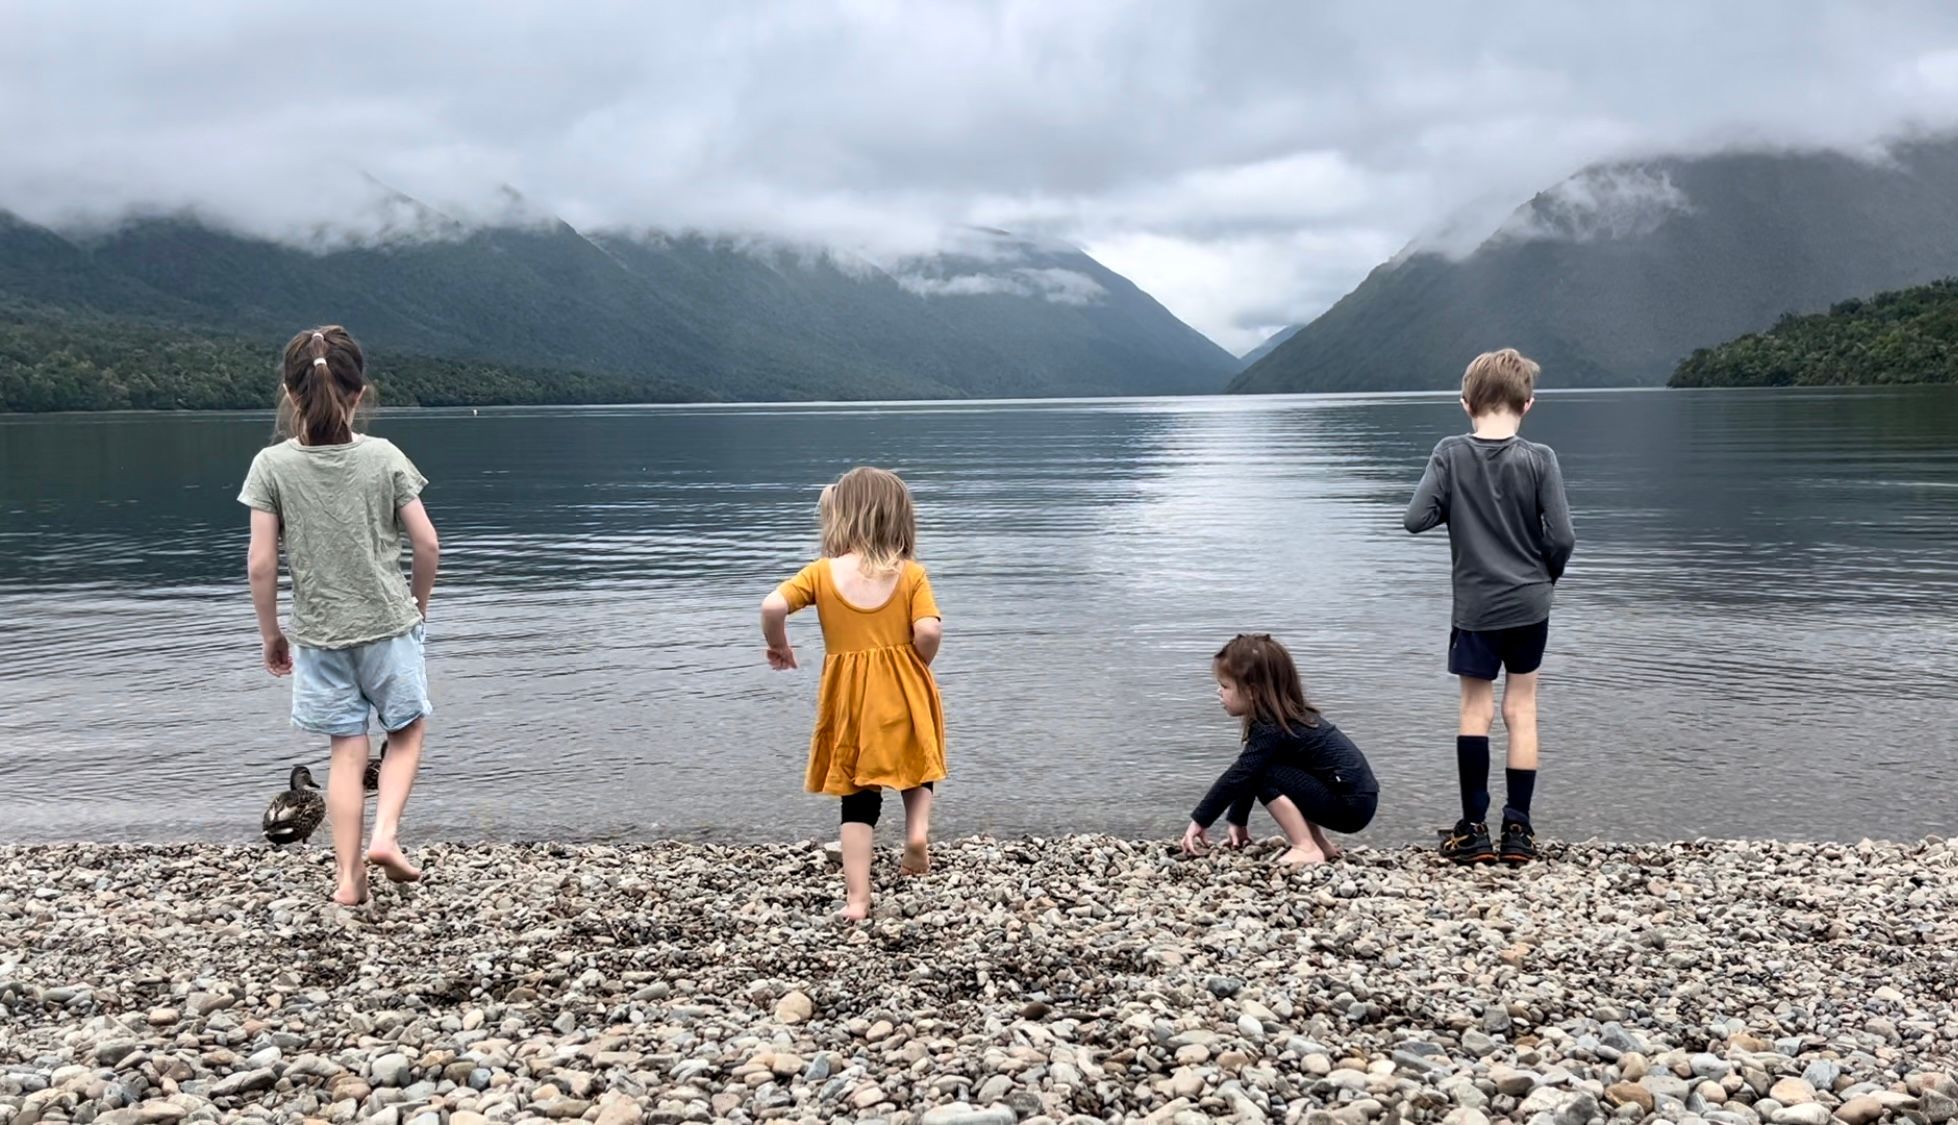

{"left": 1191, "top": 717, "right": 1378, "bottom": 829}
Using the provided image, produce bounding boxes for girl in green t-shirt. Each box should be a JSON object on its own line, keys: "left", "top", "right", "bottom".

{"left": 239, "top": 325, "right": 441, "bottom": 906}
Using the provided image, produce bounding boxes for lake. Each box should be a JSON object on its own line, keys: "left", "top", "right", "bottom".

{"left": 3, "top": 386, "right": 1957, "bottom": 846}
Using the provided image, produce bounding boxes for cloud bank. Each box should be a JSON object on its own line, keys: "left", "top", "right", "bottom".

{"left": 5, "top": 0, "right": 1958, "bottom": 352}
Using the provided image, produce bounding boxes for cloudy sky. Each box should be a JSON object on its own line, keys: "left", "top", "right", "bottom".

{"left": 7, "top": 1, "right": 1958, "bottom": 353}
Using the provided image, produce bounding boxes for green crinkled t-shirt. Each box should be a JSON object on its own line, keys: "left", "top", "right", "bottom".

{"left": 238, "top": 435, "right": 427, "bottom": 650}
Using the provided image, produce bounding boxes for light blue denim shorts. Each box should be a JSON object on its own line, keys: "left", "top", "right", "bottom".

{"left": 291, "top": 623, "right": 432, "bottom": 737}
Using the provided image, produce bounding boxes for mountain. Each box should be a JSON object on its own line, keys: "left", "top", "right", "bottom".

{"left": 0, "top": 205, "right": 1236, "bottom": 407}
{"left": 1237, "top": 324, "right": 1301, "bottom": 369}
{"left": 1669, "top": 277, "right": 1958, "bottom": 388}
{"left": 1232, "top": 137, "right": 1958, "bottom": 394}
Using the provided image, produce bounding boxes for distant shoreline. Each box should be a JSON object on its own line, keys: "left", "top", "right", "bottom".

{"left": 10, "top": 382, "right": 1877, "bottom": 421}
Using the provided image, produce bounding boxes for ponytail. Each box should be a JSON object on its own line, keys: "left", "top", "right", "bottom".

{"left": 277, "top": 325, "right": 366, "bottom": 445}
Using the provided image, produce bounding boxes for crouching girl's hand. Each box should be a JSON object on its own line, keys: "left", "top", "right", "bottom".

{"left": 1180, "top": 821, "right": 1210, "bottom": 856}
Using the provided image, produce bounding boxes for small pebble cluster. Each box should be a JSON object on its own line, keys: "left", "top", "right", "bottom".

{"left": 1, "top": 836, "right": 1955, "bottom": 1125}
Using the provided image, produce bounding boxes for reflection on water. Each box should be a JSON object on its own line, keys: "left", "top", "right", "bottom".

{"left": 4, "top": 387, "right": 1958, "bottom": 844}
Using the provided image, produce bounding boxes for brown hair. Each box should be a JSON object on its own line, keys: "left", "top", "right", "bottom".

{"left": 1461, "top": 347, "right": 1540, "bottom": 417}
{"left": 1213, "top": 633, "right": 1321, "bottom": 735}
{"left": 277, "top": 325, "right": 367, "bottom": 445}
{"left": 820, "top": 466, "right": 917, "bottom": 576}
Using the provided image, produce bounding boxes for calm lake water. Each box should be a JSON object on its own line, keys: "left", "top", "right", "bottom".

{"left": 3, "top": 387, "right": 1957, "bottom": 846}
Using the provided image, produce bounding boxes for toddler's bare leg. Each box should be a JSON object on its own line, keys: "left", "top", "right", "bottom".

{"left": 899, "top": 786, "right": 933, "bottom": 875}
{"left": 1306, "top": 821, "right": 1343, "bottom": 861}
{"left": 1264, "top": 795, "right": 1329, "bottom": 866}
{"left": 840, "top": 823, "right": 874, "bottom": 920}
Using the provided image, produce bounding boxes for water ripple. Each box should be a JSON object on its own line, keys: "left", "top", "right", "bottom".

{"left": 3, "top": 387, "right": 1958, "bottom": 844}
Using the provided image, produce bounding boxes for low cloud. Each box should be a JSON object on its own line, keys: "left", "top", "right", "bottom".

{"left": 895, "top": 267, "right": 1107, "bottom": 305}
{"left": 1491, "top": 167, "right": 1692, "bottom": 247}
{"left": 4, "top": 1, "right": 1958, "bottom": 352}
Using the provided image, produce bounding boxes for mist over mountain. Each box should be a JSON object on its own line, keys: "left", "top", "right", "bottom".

{"left": 1232, "top": 137, "right": 1958, "bottom": 393}
{"left": 0, "top": 191, "right": 1237, "bottom": 405}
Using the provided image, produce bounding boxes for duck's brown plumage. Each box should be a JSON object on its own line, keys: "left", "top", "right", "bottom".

{"left": 363, "top": 738, "right": 389, "bottom": 793}
{"left": 263, "top": 764, "right": 325, "bottom": 845}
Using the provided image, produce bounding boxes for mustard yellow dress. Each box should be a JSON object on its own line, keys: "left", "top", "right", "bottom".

{"left": 778, "top": 559, "right": 947, "bottom": 796}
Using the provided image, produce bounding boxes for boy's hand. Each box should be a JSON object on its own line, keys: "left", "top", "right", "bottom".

{"left": 1181, "top": 821, "right": 1210, "bottom": 856}
{"left": 766, "top": 644, "right": 798, "bottom": 670}
{"left": 262, "top": 634, "right": 292, "bottom": 677}
{"left": 1227, "top": 823, "right": 1253, "bottom": 849}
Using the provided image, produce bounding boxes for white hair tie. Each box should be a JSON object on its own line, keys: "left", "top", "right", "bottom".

{"left": 313, "top": 357, "right": 328, "bottom": 367}
{"left": 311, "top": 331, "right": 325, "bottom": 341}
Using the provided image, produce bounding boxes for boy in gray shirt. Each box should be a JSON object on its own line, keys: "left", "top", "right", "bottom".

{"left": 1405, "top": 348, "right": 1575, "bottom": 865}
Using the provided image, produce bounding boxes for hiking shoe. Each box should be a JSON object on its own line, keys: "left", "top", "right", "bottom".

{"left": 1499, "top": 820, "right": 1538, "bottom": 865}
{"left": 1438, "top": 821, "right": 1496, "bottom": 865}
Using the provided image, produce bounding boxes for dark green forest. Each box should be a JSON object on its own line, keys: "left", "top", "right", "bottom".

{"left": 1669, "top": 279, "right": 1958, "bottom": 388}
{"left": 0, "top": 304, "right": 698, "bottom": 412}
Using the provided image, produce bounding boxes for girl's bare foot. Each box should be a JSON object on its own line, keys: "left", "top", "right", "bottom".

{"left": 837, "top": 900, "right": 871, "bottom": 922}
{"left": 900, "top": 839, "right": 930, "bottom": 876}
{"left": 1279, "top": 845, "right": 1329, "bottom": 867}
{"left": 366, "top": 840, "right": 422, "bottom": 883}
{"left": 331, "top": 880, "right": 368, "bottom": 907}
{"left": 1307, "top": 824, "right": 1343, "bottom": 861}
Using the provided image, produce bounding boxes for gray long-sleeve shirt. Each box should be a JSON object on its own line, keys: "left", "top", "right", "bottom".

{"left": 1404, "top": 434, "right": 1576, "bottom": 631}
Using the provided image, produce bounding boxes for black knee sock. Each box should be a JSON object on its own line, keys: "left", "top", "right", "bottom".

{"left": 1503, "top": 768, "right": 1536, "bottom": 827}
{"left": 1456, "top": 736, "right": 1491, "bottom": 826}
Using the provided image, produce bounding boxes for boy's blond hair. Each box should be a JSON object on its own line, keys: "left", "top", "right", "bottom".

{"left": 820, "top": 466, "right": 917, "bottom": 576}
{"left": 1461, "top": 348, "right": 1540, "bottom": 417}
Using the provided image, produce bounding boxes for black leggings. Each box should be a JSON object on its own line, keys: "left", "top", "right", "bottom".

{"left": 1257, "top": 765, "right": 1377, "bottom": 834}
{"left": 840, "top": 782, "right": 935, "bottom": 827}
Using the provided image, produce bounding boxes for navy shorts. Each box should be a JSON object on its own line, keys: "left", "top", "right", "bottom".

{"left": 1448, "top": 619, "right": 1549, "bottom": 680}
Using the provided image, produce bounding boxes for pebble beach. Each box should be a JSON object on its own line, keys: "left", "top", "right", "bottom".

{"left": 2, "top": 836, "right": 1955, "bottom": 1125}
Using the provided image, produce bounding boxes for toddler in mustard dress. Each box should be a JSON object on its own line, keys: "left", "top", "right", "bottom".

{"left": 761, "top": 466, "right": 946, "bottom": 921}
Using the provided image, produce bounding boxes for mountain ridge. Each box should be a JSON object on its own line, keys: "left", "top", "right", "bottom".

{"left": 1231, "top": 137, "right": 1958, "bottom": 394}
{"left": 0, "top": 200, "right": 1238, "bottom": 405}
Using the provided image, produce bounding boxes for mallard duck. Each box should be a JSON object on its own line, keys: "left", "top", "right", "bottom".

{"left": 263, "top": 765, "right": 325, "bottom": 845}
{"left": 363, "top": 738, "right": 389, "bottom": 793}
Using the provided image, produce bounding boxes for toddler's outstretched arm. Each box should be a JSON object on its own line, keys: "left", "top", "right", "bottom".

{"left": 761, "top": 591, "right": 797, "bottom": 669}
{"left": 912, "top": 617, "right": 942, "bottom": 665}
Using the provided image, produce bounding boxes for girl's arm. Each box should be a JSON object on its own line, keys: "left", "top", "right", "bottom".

{"left": 1225, "top": 791, "right": 1257, "bottom": 828}
{"left": 399, "top": 499, "right": 440, "bottom": 619}
{"left": 761, "top": 590, "right": 797, "bottom": 669}
{"left": 1188, "top": 725, "right": 1281, "bottom": 829}
{"left": 912, "top": 617, "right": 942, "bottom": 665}
{"left": 247, "top": 509, "right": 291, "bottom": 676}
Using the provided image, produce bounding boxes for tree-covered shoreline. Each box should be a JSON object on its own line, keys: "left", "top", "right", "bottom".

{"left": 0, "top": 304, "right": 701, "bottom": 413}
{"left": 1670, "top": 279, "right": 1958, "bottom": 388}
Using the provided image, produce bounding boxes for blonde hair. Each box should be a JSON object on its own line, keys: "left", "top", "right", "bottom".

{"left": 1461, "top": 348, "right": 1540, "bottom": 417}
{"left": 820, "top": 466, "right": 916, "bottom": 576}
